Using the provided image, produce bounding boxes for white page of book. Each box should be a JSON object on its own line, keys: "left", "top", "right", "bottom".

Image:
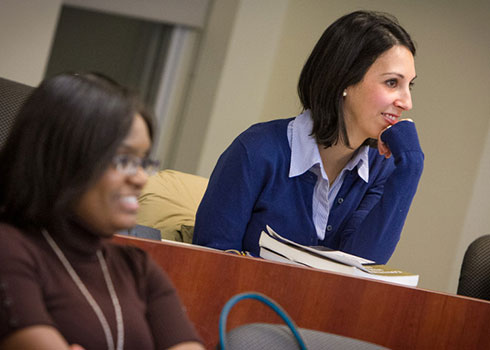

{"left": 266, "top": 225, "right": 374, "bottom": 271}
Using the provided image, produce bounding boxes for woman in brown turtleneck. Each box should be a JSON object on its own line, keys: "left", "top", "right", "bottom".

{"left": 0, "top": 73, "right": 204, "bottom": 350}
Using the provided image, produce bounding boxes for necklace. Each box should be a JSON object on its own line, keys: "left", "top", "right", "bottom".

{"left": 42, "top": 229, "right": 124, "bottom": 350}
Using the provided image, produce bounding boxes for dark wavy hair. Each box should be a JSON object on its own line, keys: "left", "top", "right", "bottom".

{"left": 298, "top": 10, "right": 416, "bottom": 148}
{"left": 0, "top": 72, "right": 154, "bottom": 229}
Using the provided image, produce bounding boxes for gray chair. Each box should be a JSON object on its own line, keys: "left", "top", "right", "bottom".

{"left": 0, "top": 77, "right": 33, "bottom": 150}
{"left": 219, "top": 292, "right": 388, "bottom": 350}
{"left": 457, "top": 235, "right": 490, "bottom": 301}
{"left": 118, "top": 224, "right": 162, "bottom": 241}
{"left": 226, "top": 323, "right": 388, "bottom": 350}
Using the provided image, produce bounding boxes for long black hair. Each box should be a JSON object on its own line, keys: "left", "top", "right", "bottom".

{"left": 0, "top": 72, "right": 154, "bottom": 229}
{"left": 298, "top": 10, "right": 416, "bottom": 148}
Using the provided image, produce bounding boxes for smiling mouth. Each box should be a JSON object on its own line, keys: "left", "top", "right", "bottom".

{"left": 382, "top": 113, "right": 399, "bottom": 125}
{"left": 120, "top": 195, "right": 139, "bottom": 212}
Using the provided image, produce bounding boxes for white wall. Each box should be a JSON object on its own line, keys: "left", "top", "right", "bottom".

{"left": 195, "top": 0, "right": 290, "bottom": 176}
{"left": 64, "top": 0, "right": 209, "bottom": 28}
{"left": 451, "top": 124, "right": 490, "bottom": 292}
{"left": 170, "top": 0, "right": 241, "bottom": 173}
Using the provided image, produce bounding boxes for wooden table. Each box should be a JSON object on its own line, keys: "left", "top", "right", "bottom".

{"left": 113, "top": 235, "right": 490, "bottom": 349}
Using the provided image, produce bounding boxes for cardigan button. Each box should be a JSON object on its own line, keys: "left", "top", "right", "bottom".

{"left": 326, "top": 225, "right": 333, "bottom": 231}
{"left": 337, "top": 197, "right": 344, "bottom": 204}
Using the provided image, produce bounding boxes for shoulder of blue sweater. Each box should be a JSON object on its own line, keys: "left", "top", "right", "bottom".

{"left": 233, "top": 118, "right": 294, "bottom": 163}
{"left": 237, "top": 118, "right": 293, "bottom": 146}
{"left": 242, "top": 117, "right": 293, "bottom": 134}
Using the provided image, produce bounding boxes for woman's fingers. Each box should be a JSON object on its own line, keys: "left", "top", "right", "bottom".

{"left": 378, "top": 138, "right": 392, "bottom": 158}
{"left": 399, "top": 118, "right": 413, "bottom": 123}
{"left": 378, "top": 124, "right": 392, "bottom": 158}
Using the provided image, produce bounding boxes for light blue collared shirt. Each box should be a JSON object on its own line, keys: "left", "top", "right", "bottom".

{"left": 287, "top": 110, "right": 369, "bottom": 240}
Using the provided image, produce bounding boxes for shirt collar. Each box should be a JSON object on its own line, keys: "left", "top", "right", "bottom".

{"left": 288, "top": 110, "right": 369, "bottom": 183}
{"left": 289, "top": 110, "right": 322, "bottom": 177}
{"left": 345, "top": 145, "right": 369, "bottom": 183}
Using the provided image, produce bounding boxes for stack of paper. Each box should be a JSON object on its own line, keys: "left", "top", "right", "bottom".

{"left": 259, "top": 226, "right": 419, "bottom": 287}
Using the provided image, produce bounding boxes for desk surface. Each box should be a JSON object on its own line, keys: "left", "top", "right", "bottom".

{"left": 113, "top": 235, "right": 490, "bottom": 350}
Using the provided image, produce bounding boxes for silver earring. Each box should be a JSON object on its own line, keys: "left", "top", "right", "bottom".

{"left": 343, "top": 90, "right": 347, "bottom": 97}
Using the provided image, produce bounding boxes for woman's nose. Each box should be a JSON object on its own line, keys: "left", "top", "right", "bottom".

{"left": 128, "top": 166, "right": 148, "bottom": 187}
{"left": 395, "top": 89, "right": 413, "bottom": 111}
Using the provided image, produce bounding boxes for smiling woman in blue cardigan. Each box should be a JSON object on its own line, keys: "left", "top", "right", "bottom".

{"left": 193, "top": 11, "right": 424, "bottom": 264}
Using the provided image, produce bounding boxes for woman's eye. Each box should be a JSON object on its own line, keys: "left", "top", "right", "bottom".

{"left": 385, "top": 79, "right": 397, "bottom": 88}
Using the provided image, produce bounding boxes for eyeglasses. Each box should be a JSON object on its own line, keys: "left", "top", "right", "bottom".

{"left": 112, "top": 154, "right": 160, "bottom": 176}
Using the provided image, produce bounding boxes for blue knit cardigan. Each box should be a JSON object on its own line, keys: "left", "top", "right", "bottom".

{"left": 193, "top": 118, "right": 424, "bottom": 264}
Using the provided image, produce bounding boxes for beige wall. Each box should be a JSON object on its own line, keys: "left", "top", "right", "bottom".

{"left": 171, "top": 0, "right": 241, "bottom": 173}
{"left": 195, "top": 0, "right": 290, "bottom": 176}
{"left": 0, "top": 0, "right": 61, "bottom": 85}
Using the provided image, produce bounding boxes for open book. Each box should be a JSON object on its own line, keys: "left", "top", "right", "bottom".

{"left": 259, "top": 226, "right": 419, "bottom": 287}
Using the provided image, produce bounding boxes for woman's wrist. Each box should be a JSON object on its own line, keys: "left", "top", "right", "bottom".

{"left": 380, "top": 120, "right": 422, "bottom": 156}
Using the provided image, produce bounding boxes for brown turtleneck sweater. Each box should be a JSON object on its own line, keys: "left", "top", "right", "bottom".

{"left": 0, "top": 221, "right": 201, "bottom": 349}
